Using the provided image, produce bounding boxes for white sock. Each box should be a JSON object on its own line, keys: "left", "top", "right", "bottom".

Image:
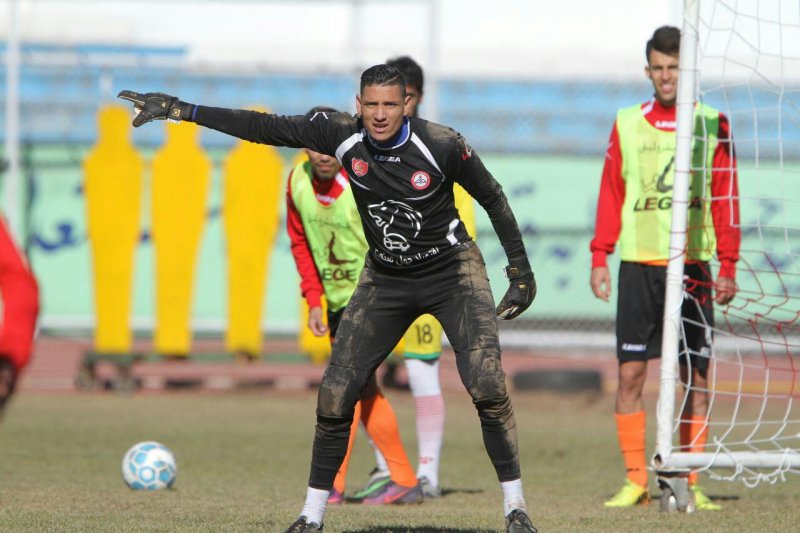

{"left": 501, "top": 479, "right": 527, "bottom": 516}
{"left": 406, "top": 358, "right": 444, "bottom": 487}
{"left": 406, "top": 357, "right": 442, "bottom": 397}
{"left": 299, "top": 487, "right": 328, "bottom": 525}
{"left": 366, "top": 431, "right": 389, "bottom": 473}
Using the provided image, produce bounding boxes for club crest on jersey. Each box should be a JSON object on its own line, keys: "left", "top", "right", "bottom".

{"left": 410, "top": 171, "right": 431, "bottom": 190}
{"left": 459, "top": 139, "right": 473, "bottom": 160}
{"left": 352, "top": 158, "right": 369, "bottom": 177}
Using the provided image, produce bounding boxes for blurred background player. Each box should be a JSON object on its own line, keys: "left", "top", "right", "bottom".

{"left": 286, "top": 106, "right": 422, "bottom": 505}
{"left": 359, "top": 55, "right": 478, "bottom": 500}
{"left": 590, "top": 25, "right": 740, "bottom": 510}
{"left": 0, "top": 217, "right": 40, "bottom": 419}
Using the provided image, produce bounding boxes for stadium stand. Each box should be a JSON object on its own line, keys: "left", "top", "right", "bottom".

{"left": 2, "top": 43, "right": 794, "bottom": 158}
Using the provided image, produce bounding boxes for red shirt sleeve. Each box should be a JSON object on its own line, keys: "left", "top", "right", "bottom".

{"left": 710, "top": 113, "right": 741, "bottom": 279}
{"left": 590, "top": 123, "right": 625, "bottom": 268}
{"left": 286, "top": 170, "right": 324, "bottom": 309}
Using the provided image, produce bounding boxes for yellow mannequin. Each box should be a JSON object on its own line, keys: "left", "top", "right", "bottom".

{"left": 223, "top": 119, "right": 284, "bottom": 360}
{"left": 84, "top": 105, "right": 143, "bottom": 353}
{"left": 151, "top": 122, "right": 211, "bottom": 357}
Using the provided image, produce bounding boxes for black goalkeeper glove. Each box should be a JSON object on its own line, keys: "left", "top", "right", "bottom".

{"left": 496, "top": 263, "right": 537, "bottom": 320}
{"left": 117, "top": 90, "right": 195, "bottom": 127}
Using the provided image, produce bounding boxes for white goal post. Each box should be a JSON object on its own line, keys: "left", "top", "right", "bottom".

{"left": 655, "top": 0, "right": 800, "bottom": 489}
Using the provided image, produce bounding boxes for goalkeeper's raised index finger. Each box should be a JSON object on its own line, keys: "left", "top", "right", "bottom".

{"left": 117, "top": 90, "right": 146, "bottom": 106}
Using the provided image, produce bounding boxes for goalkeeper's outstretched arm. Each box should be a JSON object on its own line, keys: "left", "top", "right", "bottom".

{"left": 117, "top": 90, "right": 347, "bottom": 157}
{"left": 118, "top": 90, "right": 536, "bottom": 320}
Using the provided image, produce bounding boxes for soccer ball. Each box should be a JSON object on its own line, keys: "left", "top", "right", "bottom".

{"left": 121, "top": 441, "right": 177, "bottom": 490}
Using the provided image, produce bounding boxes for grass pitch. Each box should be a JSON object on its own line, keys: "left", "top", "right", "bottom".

{"left": 0, "top": 389, "right": 797, "bottom": 532}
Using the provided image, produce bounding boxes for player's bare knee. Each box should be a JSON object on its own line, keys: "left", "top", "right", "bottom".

{"left": 617, "top": 378, "right": 645, "bottom": 403}
{"left": 618, "top": 361, "right": 647, "bottom": 387}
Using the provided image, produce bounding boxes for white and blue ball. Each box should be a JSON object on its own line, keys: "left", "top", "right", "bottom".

{"left": 121, "top": 441, "right": 177, "bottom": 490}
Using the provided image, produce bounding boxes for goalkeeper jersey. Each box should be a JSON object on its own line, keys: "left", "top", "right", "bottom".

{"left": 193, "top": 107, "right": 525, "bottom": 275}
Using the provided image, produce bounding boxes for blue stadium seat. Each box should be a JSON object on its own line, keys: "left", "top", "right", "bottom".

{"left": 1, "top": 43, "right": 797, "bottom": 157}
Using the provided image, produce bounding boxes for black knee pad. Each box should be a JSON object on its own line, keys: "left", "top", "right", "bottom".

{"left": 473, "top": 394, "right": 513, "bottom": 425}
{"left": 317, "top": 364, "right": 369, "bottom": 419}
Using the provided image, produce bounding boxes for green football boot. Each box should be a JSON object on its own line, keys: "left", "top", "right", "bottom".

{"left": 691, "top": 485, "right": 721, "bottom": 511}
{"left": 604, "top": 479, "right": 650, "bottom": 508}
{"left": 352, "top": 468, "right": 391, "bottom": 500}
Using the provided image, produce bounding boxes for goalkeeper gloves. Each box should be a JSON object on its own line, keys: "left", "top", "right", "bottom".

{"left": 496, "top": 262, "right": 536, "bottom": 320}
{"left": 117, "top": 90, "right": 195, "bottom": 127}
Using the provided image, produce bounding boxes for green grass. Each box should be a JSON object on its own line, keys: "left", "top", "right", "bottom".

{"left": 0, "top": 389, "right": 798, "bottom": 532}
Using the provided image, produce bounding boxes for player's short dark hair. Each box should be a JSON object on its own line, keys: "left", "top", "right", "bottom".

{"left": 646, "top": 25, "right": 681, "bottom": 61}
{"left": 360, "top": 64, "right": 406, "bottom": 96}
{"left": 386, "top": 56, "right": 424, "bottom": 95}
{"left": 306, "top": 105, "right": 338, "bottom": 117}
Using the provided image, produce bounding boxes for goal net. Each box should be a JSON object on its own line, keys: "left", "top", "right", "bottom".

{"left": 655, "top": 0, "right": 800, "bottom": 487}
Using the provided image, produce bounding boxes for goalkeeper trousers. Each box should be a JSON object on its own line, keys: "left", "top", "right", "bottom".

{"left": 307, "top": 244, "right": 520, "bottom": 489}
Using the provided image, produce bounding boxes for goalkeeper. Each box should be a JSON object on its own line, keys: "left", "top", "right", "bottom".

{"left": 286, "top": 106, "right": 420, "bottom": 506}
{"left": 118, "top": 63, "right": 538, "bottom": 533}
{"left": 353, "top": 54, "right": 478, "bottom": 501}
{"left": 590, "top": 25, "right": 740, "bottom": 511}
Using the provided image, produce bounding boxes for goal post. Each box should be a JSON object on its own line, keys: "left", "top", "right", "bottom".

{"left": 655, "top": 0, "right": 800, "bottom": 490}
{"left": 655, "top": 0, "right": 701, "bottom": 471}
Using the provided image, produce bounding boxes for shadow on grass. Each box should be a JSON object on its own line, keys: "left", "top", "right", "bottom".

{"left": 344, "top": 526, "right": 494, "bottom": 533}
{"left": 656, "top": 492, "right": 740, "bottom": 503}
{"left": 343, "top": 487, "right": 484, "bottom": 504}
{"left": 708, "top": 494, "right": 740, "bottom": 502}
{"left": 339, "top": 487, "right": 492, "bottom": 532}
{"left": 440, "top": 487, "right": 484, "bottom": 497}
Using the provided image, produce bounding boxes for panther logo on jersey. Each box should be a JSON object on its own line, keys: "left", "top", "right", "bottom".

{"left": 352, "top": 158, "right": 369, "bottom": 177}
{"left": 410, "top": 171, "right": 431, "bottom": 190}
{"left": 367, "top": 200, "right": 422, "bottom": 252}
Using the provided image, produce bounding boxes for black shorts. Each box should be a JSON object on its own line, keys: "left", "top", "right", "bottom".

{"left": 310, "top": 242, "right": 520, "bottom": 488}
{"left": 616, "top": 262, "right": 714, "bottom": 369}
